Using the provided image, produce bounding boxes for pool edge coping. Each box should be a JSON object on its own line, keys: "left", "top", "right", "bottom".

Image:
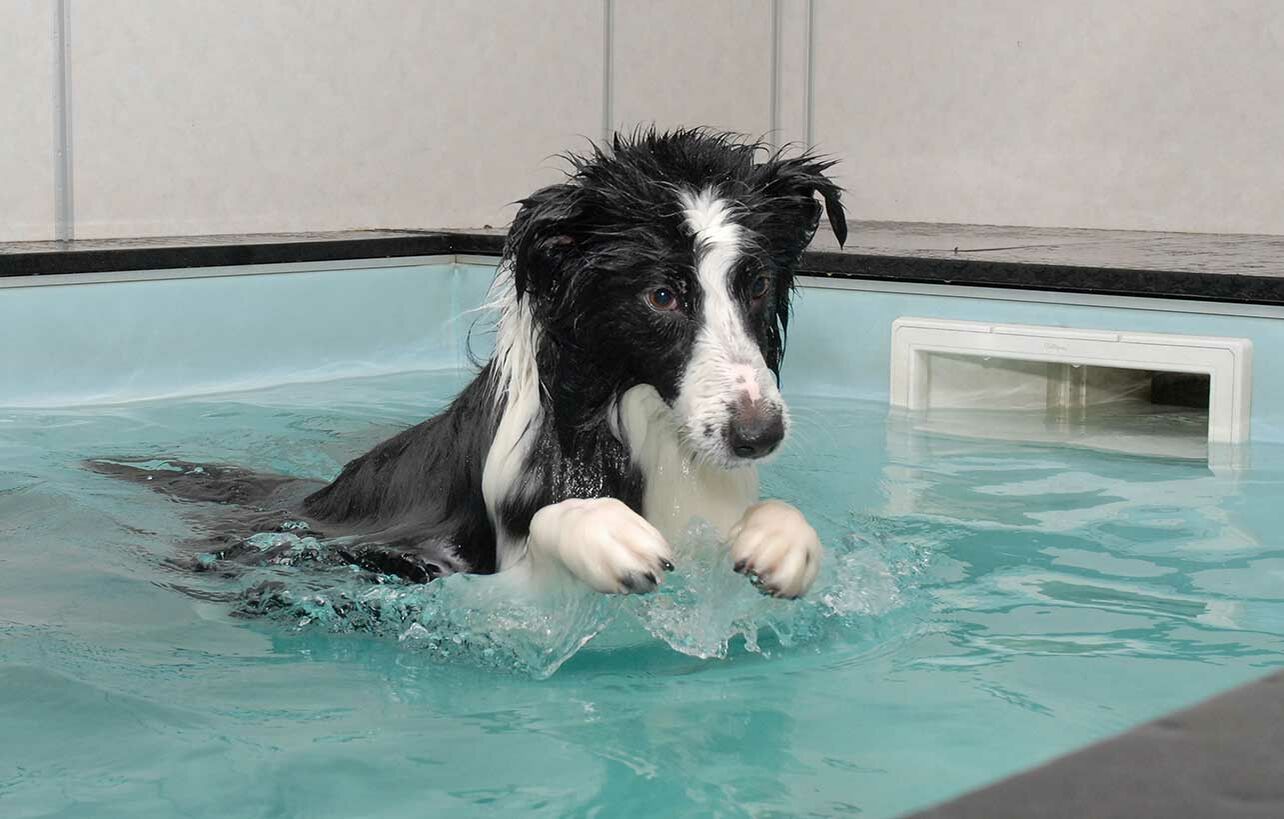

{"left": 4, "top": 227, "right": 1284, "bottom": 306}
{"left": 903, "top": 669, "right": 1284, "bottom": 818}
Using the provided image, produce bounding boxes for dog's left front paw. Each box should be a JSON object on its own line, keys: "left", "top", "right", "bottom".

{"left": 728, "top": 500, "right": 822, "bottom": 599}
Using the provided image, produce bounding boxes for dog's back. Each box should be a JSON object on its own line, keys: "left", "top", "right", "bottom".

{"left": 302, "top": 369, "right": 503, "bottom": 572}
{"left": 89, "top": 367, "right": 505, "bottom": 582}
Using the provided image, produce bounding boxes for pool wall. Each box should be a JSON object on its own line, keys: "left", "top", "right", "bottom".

{"left": 6, "top": 256, "right": 1284, "bottom": 446}
{"left": 0, "top": 258, "right": 464, "bottom": 407}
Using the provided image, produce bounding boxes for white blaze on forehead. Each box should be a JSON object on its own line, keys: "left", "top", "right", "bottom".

{"left": 678, "top": 188, "right": 750, "bottom": 357}
{"left": 674, "top": 188, "right": 787, "bottom": 464}
{"left": 680, "top": 188, "right": 740, "bottom": 248}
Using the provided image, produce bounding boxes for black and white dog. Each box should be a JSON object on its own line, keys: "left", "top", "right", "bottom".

{"left": 301, "top": 129, "right": 846, "bottom": 599}
{"left": 101, "top": 129, "right": 846, "bottom": 601}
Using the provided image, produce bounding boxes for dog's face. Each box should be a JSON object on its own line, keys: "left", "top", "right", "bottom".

{"left": 506, "top": 130, "right": 846, "bottom": 468}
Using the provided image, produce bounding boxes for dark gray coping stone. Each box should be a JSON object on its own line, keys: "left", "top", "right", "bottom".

{"left": 905, "top": 670, "right": 1284, "bottom": 818}
{"left": 4, "top": 222, "right": 1284, "bottom": 305}
{"left": 800, "top": 222, "right": 1284, "bottom": 305}
{"left": 0, "top": 229, "right": 505, "bottom": 278}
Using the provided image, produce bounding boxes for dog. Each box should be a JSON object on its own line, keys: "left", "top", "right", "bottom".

{"left": 97, "top": 128, "right": 847, "bottom": 601}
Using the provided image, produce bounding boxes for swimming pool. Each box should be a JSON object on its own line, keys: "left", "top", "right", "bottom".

{"left": 3, "top": 243, "right": 1283, "bottom": 817}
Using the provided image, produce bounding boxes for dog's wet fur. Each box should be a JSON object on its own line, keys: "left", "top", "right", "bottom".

{"left": 92, "top": 128, "right": 845, "bottom": 597}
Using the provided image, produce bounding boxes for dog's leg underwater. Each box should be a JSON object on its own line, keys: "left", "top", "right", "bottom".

{"left": 86, "top": 457, "right": 467, "bottom": 583}
{"left": 85, "top": 457, "right": 316, "bottom": 509}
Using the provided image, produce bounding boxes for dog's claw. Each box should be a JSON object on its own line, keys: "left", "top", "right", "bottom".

{"left": 620, "top": 570, "right": 660, "bottom": 594}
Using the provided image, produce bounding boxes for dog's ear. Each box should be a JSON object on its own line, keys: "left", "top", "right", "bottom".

{"left": 762, "top": 154, "right": 848, "bottom": 250}
{"left": 505, "top": 183, "right": 584, "bottom": 299}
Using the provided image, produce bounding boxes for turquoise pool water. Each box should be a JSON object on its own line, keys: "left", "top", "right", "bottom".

{"left": 2, "top": 369, "right": 1282, "bottom": 818}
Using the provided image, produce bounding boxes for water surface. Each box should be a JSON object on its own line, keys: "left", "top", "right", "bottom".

{"left": 2, "top": 370, "right": 1281, "bottom": 818}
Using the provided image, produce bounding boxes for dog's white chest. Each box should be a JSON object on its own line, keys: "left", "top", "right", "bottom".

{"left": 616, "top": 386, "right": 758, "bottom": 543}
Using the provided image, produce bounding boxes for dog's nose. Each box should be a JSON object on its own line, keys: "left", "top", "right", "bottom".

{"left": 728, "top": 399, "right": 785, "bottom": 459}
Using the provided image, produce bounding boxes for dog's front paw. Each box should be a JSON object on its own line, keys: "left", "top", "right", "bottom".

{"left": 728, "top": 500, "right": 822, "bottom": 599}
{"left": 528, "top": 498, "right": 675, "bottom": 594}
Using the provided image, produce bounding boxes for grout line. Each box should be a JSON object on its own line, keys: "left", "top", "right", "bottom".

{"left": 769, "top": 0, "right": 781, "bottom": 144}
{"left": 804, "top": 0, "right": 815, "bottom": 146}
{"left": 602, "top": 0, "right": 614, "bottom": 143}
{"left": 52, "top": 0, "right": 74, "bottom": 240}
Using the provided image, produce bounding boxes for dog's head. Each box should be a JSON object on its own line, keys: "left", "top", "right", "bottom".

{"left": 502, "top": 128, "right": 846, "bottom": 468}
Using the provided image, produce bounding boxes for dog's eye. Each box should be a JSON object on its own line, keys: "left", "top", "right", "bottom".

{"left": 647, "top": 287, "right": 680, "bottom": 312}
{"left": 750, "top": 275, "right": 771, "bottom": 300}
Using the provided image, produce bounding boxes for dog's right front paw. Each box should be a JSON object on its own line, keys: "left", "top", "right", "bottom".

{"left": 528, "top": 498, "right": 674, "bottom": 594}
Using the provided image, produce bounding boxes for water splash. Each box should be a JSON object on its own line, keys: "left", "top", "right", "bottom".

{"left": 229, "top": 519, "right": 909, "bottom": 678}
{"left": 624, "top": 522, "right": 903, "bottom": 659}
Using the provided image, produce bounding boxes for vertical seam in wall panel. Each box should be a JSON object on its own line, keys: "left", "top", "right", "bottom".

{"left": 52, "top": 0, "right": 74, "bottom": 241}
{"left": 804, "top": 0, "right": 815, "bottom": 146}
{"left": 602, "top": 0, "right": 614, "bottom": 142}
{"left": 769, "top": 0, "right": 781, "bottom": 144}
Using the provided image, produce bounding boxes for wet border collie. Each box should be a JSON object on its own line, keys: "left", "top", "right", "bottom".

{"left": 102, "top": 129, "right": 847, "bottom": 600}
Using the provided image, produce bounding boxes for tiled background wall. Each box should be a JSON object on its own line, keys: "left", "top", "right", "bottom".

{"left": 2, "top": 2, "right": 58, "bottom": 242}
{"left": 4, "top": 1, "right": 1283, "bottom": 241}
{"left": 814, "top": 0, "right": 1284, "bottom": 236}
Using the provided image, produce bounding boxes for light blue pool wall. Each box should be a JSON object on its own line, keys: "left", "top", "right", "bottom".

{"left": 1, "top": 262, "right": 465, "bottom": 406}
{"left": 5, "top": 259, "right": 1284, "bottom": 445}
